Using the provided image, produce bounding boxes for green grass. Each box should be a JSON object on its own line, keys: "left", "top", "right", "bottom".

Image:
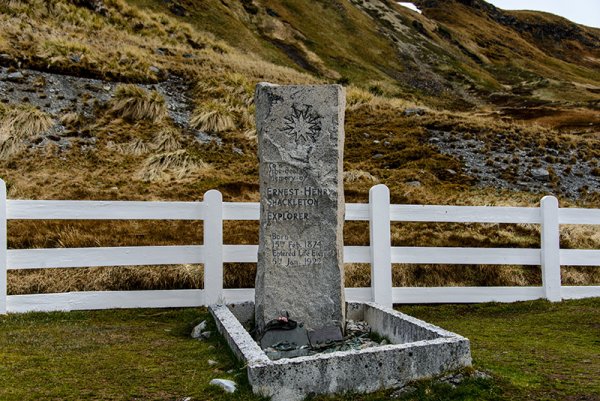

{"left": 400, "top": 298, "right": 600, "bottom": 400}
{"left": 0, "top": 299, "right": 598, "bottom": 400}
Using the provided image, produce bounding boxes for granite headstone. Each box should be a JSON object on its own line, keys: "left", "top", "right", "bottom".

{"left": 255, "top": 83, "right": 346, "bottom": 334}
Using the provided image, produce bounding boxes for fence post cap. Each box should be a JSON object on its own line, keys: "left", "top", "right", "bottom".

{"left": 540, "top": 195, "right": 558, "bottom": 206}
{"left": 204, "top": 189, "right": 223, "bottom": 201}
{"left": 369, "top": 184, "right": 390, "bottom": 195}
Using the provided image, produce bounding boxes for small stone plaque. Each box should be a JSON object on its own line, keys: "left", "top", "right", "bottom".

{"left": 260, "top": 326, "right": 310, "bottom": 349}
{"left": 307, "top": 325, "right": 344, "bottom": 348}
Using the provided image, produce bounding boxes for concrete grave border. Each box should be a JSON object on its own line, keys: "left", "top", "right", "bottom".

{"left": 210, "top": 301, "right": 471, "bottom": 401}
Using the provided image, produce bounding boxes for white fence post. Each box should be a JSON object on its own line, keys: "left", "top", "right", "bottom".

{"left": 0, "top": 179, "right": 6, "bottom": 314}
{"left": 540, "top": 196, "right": 561, "bottom": 302}
{"left": 203, "top": 190, "right": 224, "bottom": 305}
{"left": 369, "top": 184, "right": 393, "bottom": 308}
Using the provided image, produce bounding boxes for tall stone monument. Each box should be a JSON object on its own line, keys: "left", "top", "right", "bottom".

{"left": 254, "top": 83, "right": 346, "bottom": 333}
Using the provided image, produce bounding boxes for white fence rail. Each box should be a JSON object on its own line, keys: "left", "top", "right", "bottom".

{"left": 1, "top": 180, "right": 599, "bottom": 314}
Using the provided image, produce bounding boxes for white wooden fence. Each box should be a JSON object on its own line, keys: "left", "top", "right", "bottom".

{"left": 1, "top": 180, "right": 599, "bottom": 314}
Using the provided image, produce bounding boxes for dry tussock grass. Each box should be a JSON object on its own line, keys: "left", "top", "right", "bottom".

{"left": 346, "top": 86, "right": 423, "bottom": 112}
{"left": 190, "top": 100, "right": 236, "bottom": 133}
{"left": 343, "top": 170, "right": 379, "bottom": 183}
{"left": 9, "top": 265, "right": 203, "bottom": 294}
{"left": 0, "top": 104, "right": 54, "bottom": 158}
{"left": 110, "top": 85, "right": 167, "bottom": 122}
{"left": 153, "top": 125, "right": 184, "bottom": 152}
{"left": 136, "top": 150, "right": 212, "bottom": 182}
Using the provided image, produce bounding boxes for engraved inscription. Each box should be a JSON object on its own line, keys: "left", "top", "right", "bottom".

{"left": 283, "top": 105, "right": 321, "bottom": 144}
{"left": 282, "top": 105, "right": 322, "bottom": 164}
{"left": 271, "top": 234, "right": 324, "bottom": 267}
{"left": 266, "top": 162, "right": 329, "bottom": 267}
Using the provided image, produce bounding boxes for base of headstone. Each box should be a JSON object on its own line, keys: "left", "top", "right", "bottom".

{"left": 210, "top": 302, "right": 472, "bottom": 401}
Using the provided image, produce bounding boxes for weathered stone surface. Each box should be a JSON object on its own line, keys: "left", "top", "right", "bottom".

{"left": 190, "top": 320, "right": 207, "bottom": 339}
{"left": 260, "top": 326, "right": 309, "bottom": 349}
{"left": 209, "top": 378, "right": 237, "bottom": 393}
{"left": 531, "top": 167, "right": 550, "bottom": 181}
{"left": 254, "top": 83, "right": 346, "bottom": 332}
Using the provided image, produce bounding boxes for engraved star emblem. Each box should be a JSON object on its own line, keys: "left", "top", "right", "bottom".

{"left": 282, "top": 105, "right": 321, "bottom": 144}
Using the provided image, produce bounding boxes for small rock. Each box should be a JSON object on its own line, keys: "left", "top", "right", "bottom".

{"left": 209, "top": 379, "right": 236, "bottom": 393}
{"left": 446, "top": 169, "right": 457, "bottom": 176}
{"left": 472, "top": 370, "right": 492, "bottom": 380}
{"left": 429, "top": 137, "right": 440, "bottom": 144}
{"left": 440, "top": 372, "right": 465, "bottom": 387}
{"left": 232, "top": 146, "right": 243, "bottom": 155}
{"left": 363, "top": 132, "right": 370, "bottom": 138}
{"left": 201, "top": 331, "right": 211, "bottom": 339}
{"left": 0, "top": 53, "right": 12, "bottom": 62}
{"left": 404, "top": 107, "right": 426, "bottom": 116}
{"left": 182, "top": 53, "right": 195, "bottom": 59}
{"left": 372, "top": 153, "right": 384, "bottom": 159}
{"left": 531, "top": 168, "right": 550, "bottom": 181}
{"left": 69, "top": 54, "right": 81, "bottom": 63}
{"left": 207, "top": 359, "right": 218, "bottom": 366}
{"left": 103, "top": 85, "right": 111, "bottom": 91}
{"left": 6, "top": 71, "right": 25, "bottom": 82}
{"left": 391, "top": 385, "right": 417, "bottom": 398}
{"left": 373, "top": 140, "right": 380, "bottom": 144}
{"left": 149, "top": 66, "right": 161, "bottom": 74}
{"left": 405, "top": 180, "right": 421, "bottom": 187}
{"left": 169, "top": 4, "right": 187, "bottom": 16}
{"left": 191, "top": 320, "right": 207, "bottom": 339}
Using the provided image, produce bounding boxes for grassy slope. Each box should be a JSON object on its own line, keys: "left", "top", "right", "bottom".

{"left": 0, "top": 299, "right": 597, "bottom": 400}
{"left": 0, "top": 0, "right": 598, "bottom": 293}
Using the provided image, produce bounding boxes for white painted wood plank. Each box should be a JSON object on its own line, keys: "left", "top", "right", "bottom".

{"left": 346, "top": 204, "right": 370, "bottom": 221}
{"left": 389, "top": 205, "right": 540, "bottom": 223}
{"left": 221, "top": 245, "right": 371, "bottom": 264}
{"left": 561, "top": 286, "right": 600, "bottom": 300}
{"left": 391, "top": 247, "right": 540, "bottom": 265}
{"left": 7, "top": 290, "right": 206, "bottom": 313}
{"left": 344, "top": 246, "right": 370, "bottom": 263}
{"left": 223, "top": 288, "right": 254, "bottom": 303}
{"left": 559, "top": 208, "right": 600, "bottom": 225}
{"left": 8, "top": 246, "right": 203, "bottom": 269}
{"left": 560, "top": 250, "right": 600, "bottom": 266}
{"left": 221, "top": 288, "right": 373, "bottom": 303}
{"left": 345, "top": 287, "right": 372, "bottom": 302}
{"left": 221, "top": 202, "right": 372, "bottom": 221}
{"left": 7, "top": 200, "right": 203, "bottom": 220}
{"left": 223, "top": 202, "right": 259, "bottom": 220}
{"left": 392, "top": 286, "right": 545, "bottom": 304}
{"left": 223, "top": 245, "right": 258, "bottom": 263}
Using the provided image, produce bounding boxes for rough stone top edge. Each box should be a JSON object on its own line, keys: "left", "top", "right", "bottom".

{"left": 209, "top": 304, "right": 270, "bottom": 365}
{"left": 256, "top": 336, "right": 470, "bottom": 368}
{"left": 222, "top": 301, "right": 466, "bottom": 341}
{"left": 364, "top": 302, "right": 469, "bottom": 341}
{"left": 215, "top": 301, "right": 470, "bottom": 369}
{"left": 255, "top": 82, "right": 345, "bottom": 91}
